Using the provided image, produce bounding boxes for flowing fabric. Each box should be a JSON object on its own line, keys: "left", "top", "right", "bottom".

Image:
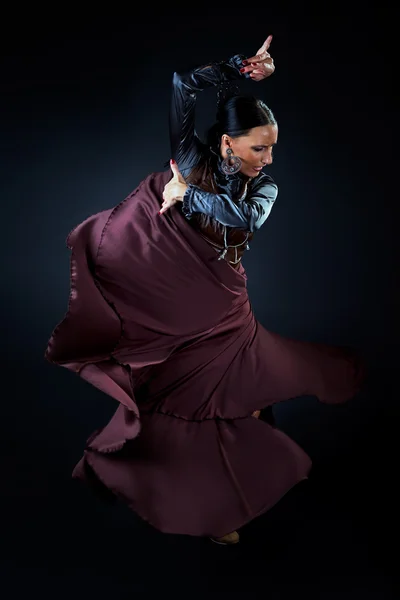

{"left": 45, "top": 171, "right": 365, "bottom": 537}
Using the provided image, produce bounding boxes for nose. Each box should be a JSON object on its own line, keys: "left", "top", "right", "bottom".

{"left": 262, "top": 148, "right": 273, "bottom": 165}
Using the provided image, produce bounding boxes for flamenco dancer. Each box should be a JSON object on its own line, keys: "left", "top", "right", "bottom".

{"left": 45, "top": 35, "right": 365, "bottom": 545}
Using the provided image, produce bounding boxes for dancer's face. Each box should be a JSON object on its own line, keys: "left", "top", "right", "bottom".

{"left": 221, "top": 125, "right": 278, "bottom": 178}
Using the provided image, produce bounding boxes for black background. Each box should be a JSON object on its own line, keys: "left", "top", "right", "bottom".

{"left": 1, "top": 4, "right": 398, "bottom": 597}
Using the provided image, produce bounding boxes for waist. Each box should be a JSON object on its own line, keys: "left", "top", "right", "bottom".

{"left": 191, "top": 214, "right": 253, "bottom": 268}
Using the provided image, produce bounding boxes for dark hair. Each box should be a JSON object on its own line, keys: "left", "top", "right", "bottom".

{"left": 186, "top": 84, "right": 277, "bottom": 194}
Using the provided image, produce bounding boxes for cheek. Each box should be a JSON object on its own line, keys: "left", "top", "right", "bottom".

{"left": 236, "top": 147, "right": 253, "bottom": 162}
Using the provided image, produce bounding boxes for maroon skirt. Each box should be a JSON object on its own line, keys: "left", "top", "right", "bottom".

{"left": 45, "top": 171, "right": 365, "bottom": 537}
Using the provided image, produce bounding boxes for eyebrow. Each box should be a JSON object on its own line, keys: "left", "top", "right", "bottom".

{"left": 252, "top": 143, "right": 277, "bottom": 147}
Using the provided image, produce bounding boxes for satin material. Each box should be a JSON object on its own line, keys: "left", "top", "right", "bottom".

{"left": 45, "top": 171, "right": 365, "bottom": 537}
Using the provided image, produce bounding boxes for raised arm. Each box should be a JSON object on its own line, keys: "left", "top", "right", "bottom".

{"left": 169, "top": 55, "right": 248, "bottom": 175}
{"left": 161, "top": 35, "right": 277, "bottom": 220}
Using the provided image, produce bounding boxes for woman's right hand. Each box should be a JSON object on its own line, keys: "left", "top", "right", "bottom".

{"left": 241, "top": 35, "right": 275, "bottom": 82}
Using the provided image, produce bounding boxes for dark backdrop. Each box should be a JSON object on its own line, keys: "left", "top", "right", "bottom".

{"left": 1, "top": 5, "right": 398, "bottom": 597}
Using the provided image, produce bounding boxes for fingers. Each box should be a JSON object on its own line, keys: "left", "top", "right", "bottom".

{"left": 170, "top": 158, "right": 182, "bottom": 180}
{"left": 170, "top": 158, "right": 179, "bottom": 177}
{"left": 159, "top": 200, "right": 170, "bottom": 215}
{"left": 249, "top": 64, "right": 274, "bottom": 80}
{"left": 241, "top": 59, "right": 273, "bottom": 75}
{"left": 261, "top": 34, "right": 273, "bottom": 51}
{"left": 253, "top": 34, "right": 273, "bottom": 58}
{"left": 160, "top": 192, "right": 168, "bottom": 214}
{"left": 159, "top": 193, "right": 176, "bottom": 214}
{"left": 245, "top": 53, "right": 272, "bottom": 65}
{"left": 249, "top": 72, "right": 264, "bottom": 81}
{"left": 245, "top": 35, "right": 273, "bottom": 67}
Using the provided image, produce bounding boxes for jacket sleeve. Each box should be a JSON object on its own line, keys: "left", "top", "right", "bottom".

{"left": 181, "top": 177, "right": 278, "bottom": 232}
{"left": 169, "top": 55, "right": 248, "bottom": 175}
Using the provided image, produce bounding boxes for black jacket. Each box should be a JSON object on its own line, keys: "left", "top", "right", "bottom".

{"left": 169, "top": 54, "right": 278, "bottom": 238}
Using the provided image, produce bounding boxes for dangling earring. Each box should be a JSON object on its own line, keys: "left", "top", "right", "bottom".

{"left": 221, "top": 147, "right": 242, "bottom": 175}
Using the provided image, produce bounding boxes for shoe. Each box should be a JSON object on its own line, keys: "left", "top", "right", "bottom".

{"left": 210, "top": 531, "right": 240, "bottom": 545}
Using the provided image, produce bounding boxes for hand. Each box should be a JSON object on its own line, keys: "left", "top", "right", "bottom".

{"left": 241, "top": 34, "right": 275, "bottom": 82}
{"left": 160, "top": 160, "right": 188, "bottom": 215}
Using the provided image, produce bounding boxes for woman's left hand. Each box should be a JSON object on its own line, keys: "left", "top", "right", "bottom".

{"left": 160, "top": 160, "right": 188, "bottom": 215}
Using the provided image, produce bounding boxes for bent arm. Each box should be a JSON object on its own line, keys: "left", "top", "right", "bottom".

{"left": 169, "top": 55, "right": 248, "bottom": 175}
{"left": 181, "top": 177, "right": 278, "bottom": 232}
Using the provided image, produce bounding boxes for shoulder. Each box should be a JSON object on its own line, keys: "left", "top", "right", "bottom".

{"left": 249, "top": 172, "right": 278, "bottom": 200}
{"left": 179, "top": 144, "right": 210, "bottom": 180}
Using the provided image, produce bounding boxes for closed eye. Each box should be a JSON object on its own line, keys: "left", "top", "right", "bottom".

{"left": 252, "top": 145, "right": 276, "bottom": 152}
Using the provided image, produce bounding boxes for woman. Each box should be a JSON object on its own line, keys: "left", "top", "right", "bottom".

{"left": 45, "top": 35, "right": 365, "bottom": 545}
